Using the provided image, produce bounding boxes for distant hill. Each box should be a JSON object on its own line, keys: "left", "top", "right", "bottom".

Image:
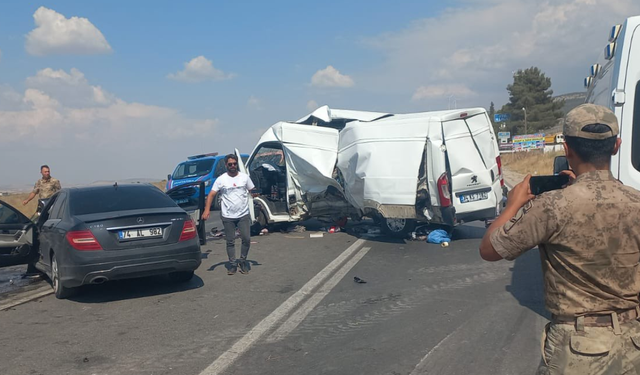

{"left": 554, "top": 92, "right": 586, "bottom": 115}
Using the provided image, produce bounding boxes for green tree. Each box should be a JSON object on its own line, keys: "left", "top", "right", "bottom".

{"left": 500, "top": 67, "right": 564, "bottom": 135}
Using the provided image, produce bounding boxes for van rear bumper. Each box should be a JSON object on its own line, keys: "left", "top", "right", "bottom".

{"left": 456, "top": 207, "right": 496, "bottom": 224}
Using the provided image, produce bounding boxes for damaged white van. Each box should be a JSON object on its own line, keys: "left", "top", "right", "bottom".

{"left": 240, "top": 106, "right": 505, "bottom": 236}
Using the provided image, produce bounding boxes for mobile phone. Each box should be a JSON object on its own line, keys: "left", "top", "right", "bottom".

{"left": 529, "top": 175, "right": 570, "bottom": 195}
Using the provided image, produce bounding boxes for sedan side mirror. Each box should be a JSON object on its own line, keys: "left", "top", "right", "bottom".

{"left": 553, "top": 156, "right": 570, "bottom": 175}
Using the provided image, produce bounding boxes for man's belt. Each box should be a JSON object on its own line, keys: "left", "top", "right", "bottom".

{"left": 552, "top": 306, "right": 640, "bottom": 329}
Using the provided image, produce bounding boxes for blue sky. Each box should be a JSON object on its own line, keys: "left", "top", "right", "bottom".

{"left": 1, "top": 0, "right": 638, "bottom": 186}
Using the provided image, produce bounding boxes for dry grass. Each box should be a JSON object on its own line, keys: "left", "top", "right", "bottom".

{"left": 2, "top": 180, "right": 168, "bottom": 218}
{"left": 501, "top": 150, "right": 564, "bottom": 176}
{"left": 2, "top": 193, "right": 37, "bottom": 218}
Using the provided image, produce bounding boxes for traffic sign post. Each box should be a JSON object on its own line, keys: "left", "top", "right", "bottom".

{"left": 494, "top": 113, "right": 511, "bottom": 123}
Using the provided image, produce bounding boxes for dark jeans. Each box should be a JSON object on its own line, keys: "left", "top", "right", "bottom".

{"left": 221, "top": 214, "right": 251, "bottom": 264}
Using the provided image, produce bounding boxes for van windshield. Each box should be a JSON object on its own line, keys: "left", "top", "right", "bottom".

{"left": 172, "top": 159, "right": 215, "bottom": 180}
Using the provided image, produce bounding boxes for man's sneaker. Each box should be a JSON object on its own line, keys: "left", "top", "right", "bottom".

{"left": 227, "top": 264, "right": 237, "bottom": 275}
{"left": 238, "top": 260, "right": 250, "bottom": 274}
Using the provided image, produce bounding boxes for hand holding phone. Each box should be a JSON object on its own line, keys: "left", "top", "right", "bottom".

{"left": 529, "top": 175, "right": 570, "bottom": 195}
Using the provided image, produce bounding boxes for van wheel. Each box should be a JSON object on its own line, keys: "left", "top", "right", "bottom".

{"left": 250, "top": 209, "right": 267, "bottom": 236}
{"left": 381, "top": 218, "right": 416, "bottom": 238}
{"left": 51, "top": 253, "right": 76, "bottom": 299}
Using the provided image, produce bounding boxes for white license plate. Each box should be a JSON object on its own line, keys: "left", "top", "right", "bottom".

{"left": 174, "top": 198, "right": 189, "bottom": 204}
{"left": 118, "top": 227, "right": 163, "bottom": 240}
{"left": 460, "top": 192, "right": 489, "bottom": 203}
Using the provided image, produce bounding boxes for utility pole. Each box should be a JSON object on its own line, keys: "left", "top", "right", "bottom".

{"left": 522, "top": 107, "right": 528, "bottom": 134}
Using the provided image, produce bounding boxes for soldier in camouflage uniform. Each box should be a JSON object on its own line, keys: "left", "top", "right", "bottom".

{"left": 23, "top": 165, "right": 61, "bottom": 205}
{"left": 480, "top": 104, "right": 640, "bottom": 375}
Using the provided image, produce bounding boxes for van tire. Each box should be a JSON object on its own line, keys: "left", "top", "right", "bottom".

{"left": 381, "top": 218, "right": 416, "bottom": 238}
{"left": 250, "top": 208, "right": 268, "bottom": 236}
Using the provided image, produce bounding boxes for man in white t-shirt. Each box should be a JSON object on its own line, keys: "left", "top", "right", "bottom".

{"left": 202, "top": 154, "right": 255, "bottom": 275}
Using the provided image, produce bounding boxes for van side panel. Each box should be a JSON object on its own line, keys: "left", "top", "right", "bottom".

{"left": 617, "top": 20, "right": 640, "bottom": 187}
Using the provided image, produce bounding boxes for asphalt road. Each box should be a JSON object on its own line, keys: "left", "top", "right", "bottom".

{"left": 0, "top": 218, "right": 548, "bottom": 375}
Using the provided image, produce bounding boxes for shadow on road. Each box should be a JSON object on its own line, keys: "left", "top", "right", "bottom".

{"left": 451, "top": 224, "right": 486, "bottom": 240}
{"left": 67, "top": 274, "right": 205, "bottom": 303}
{"left": 505, "top": 248, "right": 548, "bottom": 319}
{"left": 207, "top": 259, "right": 262, "bottom": 273}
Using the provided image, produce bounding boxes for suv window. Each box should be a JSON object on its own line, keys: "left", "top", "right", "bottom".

{"left": 70, "top": 186, "right": 176, "bottom": 215}
{"left": 214, "top": 159, "right": 226, "bottom": 177}
{"left": 172, "top": 159, "right": 215, "bottom": 180}
{"left": 632, "top": 82, "right": 640, "bottom": 171}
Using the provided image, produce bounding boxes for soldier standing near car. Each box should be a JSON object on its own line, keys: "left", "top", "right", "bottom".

{"left": 479, "top": 104, "right": 640, "bottom": 374}
{"left": 202, "top": 154, "right": 255, "bottom": 275}
{"left": 23, "top": 165, "right": 61, "bottom": 206}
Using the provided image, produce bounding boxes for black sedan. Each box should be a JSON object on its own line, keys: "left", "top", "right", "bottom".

{"left": 0, "top": 183, "right": 203, "bottom": 299}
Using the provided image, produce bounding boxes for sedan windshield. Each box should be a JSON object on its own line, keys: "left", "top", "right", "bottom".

{"left": 70, "top": 186, "right": 176, "bottom": 215}
{"left": 172, "top": 159, "right": 215, "bottom": 180}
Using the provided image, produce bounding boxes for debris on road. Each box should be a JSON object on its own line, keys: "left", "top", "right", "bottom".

{"left": 309, "top": 233, "right": 324, "bottom": 238}
{"left": 427, "top": 229, "right": 451, "bottom": 245}
{"left": 353, "top": 276, "right": 367, "bottom": 284}
{"left": 282, "top": 224, "right": 307, "bottom": 233}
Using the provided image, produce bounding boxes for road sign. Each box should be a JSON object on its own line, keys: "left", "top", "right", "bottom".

{"left": 494, "top": 113, "right": 510, "bottom": 122}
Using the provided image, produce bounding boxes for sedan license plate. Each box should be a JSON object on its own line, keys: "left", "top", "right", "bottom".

{"left": 174, "top": 198, "right": 189, "bottom": 205}
{"left": 460, "top": 192, "right": 489, "bottom": 203}
{"left": 118, "top": 227, "right": 163, "bottom": 240}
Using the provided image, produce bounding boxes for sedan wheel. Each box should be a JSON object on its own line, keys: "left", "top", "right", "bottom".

{"left": 52, "top": 254, "right": 76, "bottom": 299}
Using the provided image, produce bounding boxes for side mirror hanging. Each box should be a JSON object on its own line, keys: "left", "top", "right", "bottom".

{"left": 553, "top": 156, "right": 570, "bottom": 175}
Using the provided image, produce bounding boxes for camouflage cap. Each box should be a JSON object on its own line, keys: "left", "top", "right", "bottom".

{"left": 563, "top": 103, "right": 619, "bottom": 140}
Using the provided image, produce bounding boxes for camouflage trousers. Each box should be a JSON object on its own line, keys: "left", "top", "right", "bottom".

{"left": 537, "top": 319, "right": 640, "bottom": 375}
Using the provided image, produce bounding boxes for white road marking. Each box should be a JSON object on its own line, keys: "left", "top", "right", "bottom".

{"left": 409, "top": 325, "right": 464, "bottom": 375}
{"left": 266, "top": 246, "right": 372, "bottom": 343}
{"left": 198, "top": 238, "right": 366, "bottom": 375}
{"left": 0, "top": 285, "right": 53, "bottom": 311}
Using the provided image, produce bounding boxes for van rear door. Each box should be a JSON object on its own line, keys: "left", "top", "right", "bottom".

{"left": 441, "top": 112, "right": 500, "bottom": 222}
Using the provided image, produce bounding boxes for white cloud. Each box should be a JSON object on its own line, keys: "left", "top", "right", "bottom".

{"left": 412, "top": 84, "right": 476, "bottom": 101}
{"left": 25, "top": 7, "right": 112, "bottom": 56}
{"left": 247, "top": 95, "right": 263, "bottom": 110}
{"left": 306, "top": 100, "right": 319, "bottom": 111}
{"left": 0, "top": 68, "right": 218, "bottom": 145}
{"left": 168, "top": 56, "right": 234, "bottom": 83}
{"left": 364, "top": 0, "right": 640, "bottom": 107}
{"left": 310, "top": 66, "right": 355, "bottom": 88}
{"left": 25, "top": 68, "right": 115, "bottom": 108}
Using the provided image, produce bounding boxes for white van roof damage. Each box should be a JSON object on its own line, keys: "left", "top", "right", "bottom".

{"left": 252, "top": 106, "right": 499, "bottom": 223}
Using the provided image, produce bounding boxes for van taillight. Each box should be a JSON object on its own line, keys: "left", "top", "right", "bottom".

{"left": 437, "top": 173, "right": 452, "bottom": 207}
{"left": 179, "top": 219, "right": 197, "bottom": 242}
{"left": 496, "top": 156, "right": 504, "bottom": 187}
{"left": 66, "top": 230, "right": 102, "bottom": 251}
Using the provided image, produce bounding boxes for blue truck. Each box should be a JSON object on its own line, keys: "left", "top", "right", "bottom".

{"left": 166, "top": 152, "right": 249, "bottom": 209}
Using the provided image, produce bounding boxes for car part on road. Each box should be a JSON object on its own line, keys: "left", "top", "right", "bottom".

{"left": 353, "top": 276, "right": 367, "bottom": 284}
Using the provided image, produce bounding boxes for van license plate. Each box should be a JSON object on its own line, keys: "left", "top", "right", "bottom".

{"left": 118, "top": 227, "right": 163, "bottom": 240}
{"left": 460, "top": 192, "right": 489, "bottom": 203}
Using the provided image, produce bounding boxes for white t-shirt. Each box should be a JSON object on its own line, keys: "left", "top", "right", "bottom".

{"left": 212, "top": 172, "right": 255, "bottom": 219}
